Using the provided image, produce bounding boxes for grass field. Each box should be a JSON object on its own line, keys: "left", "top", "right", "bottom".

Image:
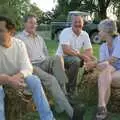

{"left": 27, "top": 31, "right": 120, "bottom": 120}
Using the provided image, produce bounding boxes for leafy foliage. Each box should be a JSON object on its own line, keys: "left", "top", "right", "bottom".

{"left": 53, "top": 0, "right": 120, "bottom": 21}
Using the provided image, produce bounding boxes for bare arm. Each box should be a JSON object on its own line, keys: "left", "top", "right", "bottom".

{"left": 62, "top": 44, "right": 94, "bottom": 62}
{"left": 0, "top": 74, "right": 10, "bottom": 85}
{"left": 62, "top": 44, "right": 80, "bottom": 56}
{"left": 0, "top": 73, "right": 25, "bottom": 89}
{"left": 83, "top": 48, "right": 93, "bottom": 58}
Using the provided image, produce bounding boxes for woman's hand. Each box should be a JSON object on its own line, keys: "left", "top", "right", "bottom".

{"left": 96, "top": 61, "right": 109, "bottom": 71}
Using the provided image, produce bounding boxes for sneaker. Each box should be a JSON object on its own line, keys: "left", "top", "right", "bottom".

{"left": 95, "top": 106, "right": 108, "bottom": 120}
{"left": 72, "top": 104, "right": 86, "bottom": 120}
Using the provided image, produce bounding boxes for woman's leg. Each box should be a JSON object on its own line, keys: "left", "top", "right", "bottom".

{"left": 98, "top": 64, "right": 115, "bottom": 107}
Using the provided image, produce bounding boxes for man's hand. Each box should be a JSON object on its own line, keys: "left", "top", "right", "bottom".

{"left": 8, "top": 74, "right": 26, "bottom": 89}
{"left": 79, "top": 54, "right": 91, "bottom": 62}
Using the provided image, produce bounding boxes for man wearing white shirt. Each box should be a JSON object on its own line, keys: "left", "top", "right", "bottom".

{"left": 56, "top": 15, "right": 95, "bottom": 93}
{"left": 0, "top": 16, "right": 55, "bottom": 120}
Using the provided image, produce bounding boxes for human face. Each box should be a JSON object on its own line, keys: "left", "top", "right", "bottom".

{"left": 0, "top": 21, "right": 11, "bottom": 47}
{"left": 72, "top": 16, "right": 84, "bottom": 35}
{"left": 24, "top": 17, "right": 37, "bottom": 34}
{"left": 98, "top": 30, "right": 108, "bottom": 41}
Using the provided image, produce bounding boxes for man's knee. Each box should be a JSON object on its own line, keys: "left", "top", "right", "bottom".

{"left": 25, "top": 75, "right": 41, "bottom": 89}
{"left": 44, "top": 75, "right": 58, "bottom": 87}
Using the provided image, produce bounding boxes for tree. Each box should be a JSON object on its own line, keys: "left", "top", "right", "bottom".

{"left": 68, "top": 0, "right": 111, "bottom": 20}
{"left": 27, "top": 3, "right": 43, "bottom": 21}
{"left": 0, "top": 0, "right": 30, "bottom": 29}
{"left": 54, "top": 0, "right": 119, "bottom": 21}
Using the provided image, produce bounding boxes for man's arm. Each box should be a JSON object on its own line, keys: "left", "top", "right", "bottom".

{"left": 18, "top": 41, "right": 33, "bottom": 78}
{"left": 0, "top": 74, "right": 10, "bottom": 85}
{"left": 42, "top": 39, "right": 49, "bottom": 56}
{"left": 83, "top": 48, "right": 93, "bottom": 58}
{"left": 0, "top": 74, "right": 25, "bottom": 89}
{"left": 62, "top": 44, "right": 91, "bottom": 62}
{"left": 62, "top": 44, "right": 79, "bottom": 56}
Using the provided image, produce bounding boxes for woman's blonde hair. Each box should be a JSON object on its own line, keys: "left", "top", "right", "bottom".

{"left": 98, "top": 19, "right": 118, "bottom": 36}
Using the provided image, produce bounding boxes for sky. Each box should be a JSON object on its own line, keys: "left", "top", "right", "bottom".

{"left": 31, "top": 0, "right": 57, "bottom": 11}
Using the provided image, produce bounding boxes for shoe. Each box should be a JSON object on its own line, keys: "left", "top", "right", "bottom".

{"left": 72, "top": 104, "right": 86, "bottom": 120}
{"left": 94, "top": 106, "right": 108, "bottom": 120}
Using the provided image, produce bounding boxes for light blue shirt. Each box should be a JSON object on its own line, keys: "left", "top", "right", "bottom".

{"left": 99, "top": 35, "right": 120, "bottom": 70}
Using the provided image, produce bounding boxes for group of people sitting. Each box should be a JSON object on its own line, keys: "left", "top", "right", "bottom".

{"left": 0, "top": 14, "right": 120, "bottom": 120}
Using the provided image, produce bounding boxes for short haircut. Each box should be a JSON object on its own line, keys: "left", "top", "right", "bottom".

{"left": 0, "top": 16, "right": 15, "bottom": 31}
{"left": 24, "top": 15, "right": 36, "bottom": 23}
{"left": 71, "top": 15, "right": 84, "bottom": 25}
{"left": 98, "top": 19, "right": 118, "bottom": 36}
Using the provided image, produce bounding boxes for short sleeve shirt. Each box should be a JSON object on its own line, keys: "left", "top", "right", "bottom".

{"left": 56, "top": 27, "right": 92, "bottom": 56}
{"left": 99, "top": 35, "right": 120, "bottom": 70}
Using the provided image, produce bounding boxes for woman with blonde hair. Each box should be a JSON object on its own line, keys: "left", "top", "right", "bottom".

{"left": 94, "top": 19, "right": 120, "bottom": 120}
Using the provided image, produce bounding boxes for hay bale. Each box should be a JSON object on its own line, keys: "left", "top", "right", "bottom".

{"left": 78, "top": 69, "right": 120, "bottom": 112}
{"left": 4, "top": 86, "right": 35, "bottom": 120}
{"left": 109, "top": 79, "right": 120, "bottom": 112}
{"left": 78, "top": 68, "right": 99, "bottom": 105}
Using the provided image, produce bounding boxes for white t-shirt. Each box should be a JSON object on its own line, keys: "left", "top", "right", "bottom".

{"left": 56, "top": 27, "right": 92, "bottom": 56}
{"left": 0, "top": 37, "right": 33, "bottom": 78}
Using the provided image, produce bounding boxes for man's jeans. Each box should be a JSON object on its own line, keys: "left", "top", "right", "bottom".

{"left": 0, "top": 75, "right": 55, "bottom": 120}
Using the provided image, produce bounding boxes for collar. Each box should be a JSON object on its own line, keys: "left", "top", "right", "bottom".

{"left": 70, "top": 27, "right": 84, "bottom": 37}
{"left": 23, "top": 30, "right": 38, "bottom": 38}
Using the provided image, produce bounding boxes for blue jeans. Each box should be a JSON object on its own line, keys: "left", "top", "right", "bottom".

{"left": 0, "top": 86, "right": 5, "bottom": 120}
{"left": 0, "top": 75, "right": 55, "bottom": 120}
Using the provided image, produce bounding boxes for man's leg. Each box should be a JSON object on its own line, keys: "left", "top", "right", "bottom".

{"left": 64, "top": 56, "right": 83, "bottom": 93}
{"left": 0, "top": 87, "right": 5, "bottom": 120}
{"left": 33, "top": 66, "right": 73, "bottom": 118}
{"left": 33, "top": 56, "right": 68, "bottom": 94}
{"left": 46, "top": 56, "right": 68, "bottom": 94}
{"left": 25, "top": 75, "right": 55, "bottom": 120}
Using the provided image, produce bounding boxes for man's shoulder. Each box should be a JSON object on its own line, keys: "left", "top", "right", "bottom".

{"left": 62, "top": 27, "right": 72, "bottom": 33}
{"left": 15, "top": 31, "right": 25, "bottom": 40}
{"left": 12, "top": 37, "right": 25, "bottom": 47}
{"left": 16, "top": 31, "right": 24, "bottom": 36}
{"left": 80, "top": 30, "right": 89, "bottom": 36}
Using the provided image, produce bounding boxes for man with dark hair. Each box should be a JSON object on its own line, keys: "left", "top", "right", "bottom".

{"left": 24, "top": 15, "right": 36, "bottom": 23}
{"left": 0, "top": 16, "right": 55, "bottom": 120}
{"left": 16, "top": 15, "right": 85, "bottom": 120}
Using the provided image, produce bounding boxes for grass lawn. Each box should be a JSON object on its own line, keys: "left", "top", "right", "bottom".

{"left": 27, "top": 31, "right": 120, "bottom": 120}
